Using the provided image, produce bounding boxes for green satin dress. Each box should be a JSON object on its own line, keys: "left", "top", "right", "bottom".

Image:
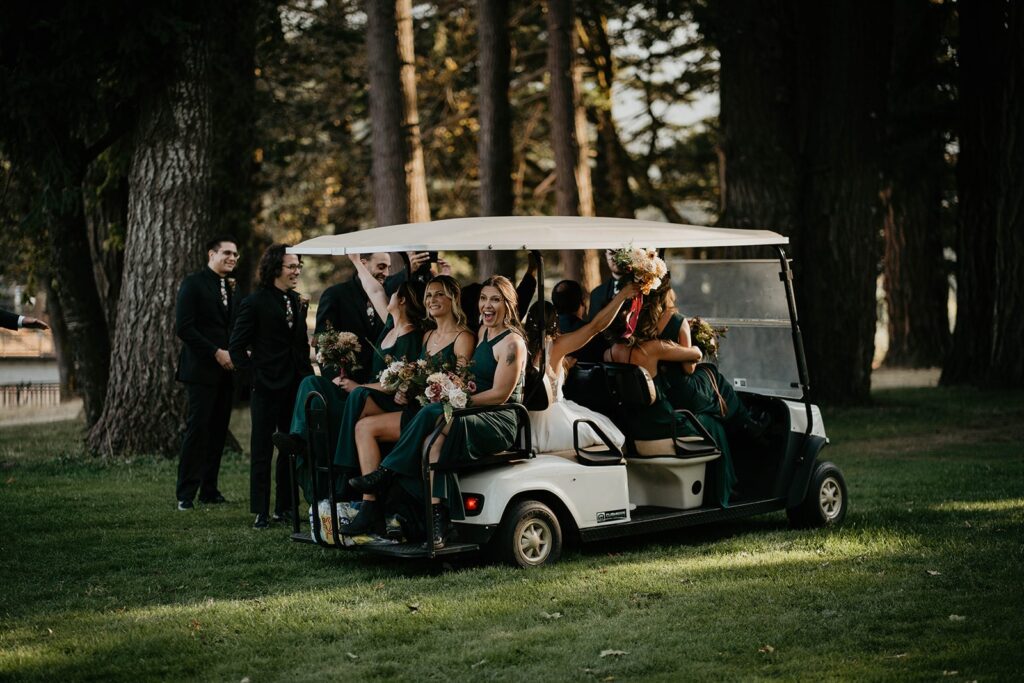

{"left": 656, "top": 313, "right": 741, "bottom": 506}
{"left": 331, "top": 317, "right": 423, "bottom": 486}
{"left": 380, "top": 328, "right": 523, "bottom": 520}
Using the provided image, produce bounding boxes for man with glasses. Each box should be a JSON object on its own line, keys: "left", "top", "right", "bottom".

{"left": 174, "top": 235, "right": 240, "bottom": 511}
{"left": 229, "top": 244, "right": 313, "bottom": 529}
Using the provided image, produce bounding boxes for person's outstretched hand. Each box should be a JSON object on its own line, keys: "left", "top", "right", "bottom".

{"left": 22, "top": 317, "right": 49, "bottom": 330}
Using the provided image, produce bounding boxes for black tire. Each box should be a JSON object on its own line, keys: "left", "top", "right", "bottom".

{"left": 493, "top": 500, "right": 563, "bottom": 568}
{"left": 787, "top": 460, "right": 848, "bottom": 529}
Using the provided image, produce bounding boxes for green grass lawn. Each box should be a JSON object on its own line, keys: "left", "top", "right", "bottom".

{"left": 1, "top": 387, "right": 1022, "bottom": 682}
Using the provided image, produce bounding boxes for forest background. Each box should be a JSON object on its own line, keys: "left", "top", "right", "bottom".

{"left": 1, "top": 0, "right": 1021, "bottom": 458}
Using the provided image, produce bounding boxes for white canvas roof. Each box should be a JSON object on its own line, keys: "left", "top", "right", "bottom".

{"left": 288, "top": 216, "right": 787, "bottom": 254}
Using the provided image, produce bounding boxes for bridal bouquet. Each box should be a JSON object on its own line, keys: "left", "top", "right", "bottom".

{"left": 378, "top": 357, "right": 421, "bottom": 395}
{"left": 313, "top": 324, "right": 362, "bottom": 377}
{"left": 689, "top": 317, "right": 728, "bottom": 362}
{"left": 419, "top": 368, "right": 475, "bottom": 422}
{"left": 612, "top": 246, "right": 668, "bottom": 295}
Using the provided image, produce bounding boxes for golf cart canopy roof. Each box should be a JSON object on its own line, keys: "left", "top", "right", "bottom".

{"left": 288, "top": 216, "right": 788, "bottom": 255}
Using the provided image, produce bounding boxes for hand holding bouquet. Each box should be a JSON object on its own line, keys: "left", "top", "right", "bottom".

{"left": 419, "top": 369, "right": 476, "bottom": 422}
{"left": 313, "top": 324, "right": 362, "bottom": 378}
{"left": 378, "top": 358, "right": 420, "bottom": 400}
{"left": 689, "top": 317, "right": 728, "bottom": 362}
{"left": 612, "top": 246, "right": 668, "bottom": 295}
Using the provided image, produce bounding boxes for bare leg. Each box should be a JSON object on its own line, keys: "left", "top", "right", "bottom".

{"left": 354, "top": 412, "right": 402, "bottom": 501}
{"left": 359, "top": 395, "right": 387, "bottom": 419}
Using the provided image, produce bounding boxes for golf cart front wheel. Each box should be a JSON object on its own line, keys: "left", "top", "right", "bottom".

{"left": 494, "top": 500, "right": 563, "bottom": 568}
{"left": 788, "top": 461, "right": 848, "bottom": 528}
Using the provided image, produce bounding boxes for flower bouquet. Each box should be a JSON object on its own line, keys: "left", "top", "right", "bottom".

{"left": 611, "top": 246, "right": 669, "bottom": 337}
{"left": 419, "top": 368, "right": 475, "bottom": 423}
{"left": 313, "top": 323, "right": 362, "bottom": 378}
{"left": 378, "top": 357, "right": 420, "bottom": 396}
{"left": 689, "top": 316, "right": 728, "bottom": 362}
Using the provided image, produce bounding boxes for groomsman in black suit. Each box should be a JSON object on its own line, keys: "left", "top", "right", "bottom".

{"left": 315, "top": 251, "right": 428, "bottom": 383}
{"left": 174, "top": 236, "right": 239, "bottom": 510}
{"left": 0, "top": 309, "right": 49, "bottom": 330}
{"left": 586, "top": 249, "right": 627, "bottom": 321}
{"left": 230, "top": 244, "right": 314, "bottom": 529}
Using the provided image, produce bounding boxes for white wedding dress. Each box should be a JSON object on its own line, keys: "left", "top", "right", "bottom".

{"left": 528, "top": 354, "right": 625, "bottom": 453}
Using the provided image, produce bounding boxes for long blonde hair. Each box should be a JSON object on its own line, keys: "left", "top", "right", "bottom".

{"left": 479, "top": 275, "right": 526, "bottom": 338}
{"left": 423, "top": 275, "right": 469, "bottom": 330}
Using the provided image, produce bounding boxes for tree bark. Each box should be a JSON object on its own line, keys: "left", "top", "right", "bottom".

{"left": 547, "top": 0, "right": 582, "bottom": 282}
{"left": 40, "top": 268, "right": 75, "bottom": 401}
{"left": 366, "top": 0, "right": 409, "bottom": 227}
{"left": 396, "top": 0, "right": 430, "bottom": 224}
{"left": 476, "top": 0, "right": 516, "bottom": 277}
{"left": 989, "top": 1, "right": 1024, "bottom": 386}
{"left": 46, "top": 162, "right": 111, "bottom": 426}
{"left": 880, "top": 0, "right": 951, "bottom": 368}
{"left": 84, "top": 151, "right": 128, "bottom": 333}
{"left": 792, "top": 1, "right": 892, "bottom": 404}
{"left": 942, "top": 1, "right": 1007, "bottom": 385}
{"left": 87, "top": 32, "right": 212, "bottom": 456}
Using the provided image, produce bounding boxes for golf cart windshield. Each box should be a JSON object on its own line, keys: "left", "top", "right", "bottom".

{"left": 668, "top": 258, "right": 801, "bottom": 400}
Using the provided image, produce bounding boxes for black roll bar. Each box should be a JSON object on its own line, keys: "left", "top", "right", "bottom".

{"left": 774, "top": 246, "right": 814, "bottom": 442}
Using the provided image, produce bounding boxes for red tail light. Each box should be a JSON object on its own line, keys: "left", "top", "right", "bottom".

{"left": 462, "top": 494, "right": 484, "bottom": 516}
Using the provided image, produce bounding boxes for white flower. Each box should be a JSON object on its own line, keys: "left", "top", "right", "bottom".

{"left": 447, "top": 388, "right": 468, "bottom": 409}
{"left": 426, "top": 372, "right": 446, "bottom": 385}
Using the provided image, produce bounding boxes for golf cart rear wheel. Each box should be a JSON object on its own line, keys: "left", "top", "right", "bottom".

{"left": 494, "top": 500, "right": 562, "bottom": 568}
{"left": 788, "top": 460, "right": 848, "bottom": 528}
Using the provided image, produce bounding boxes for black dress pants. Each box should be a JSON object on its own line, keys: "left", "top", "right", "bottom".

{"left": 249, "top": 382, "right": 299, "bottom": 515}
{"left": 177, "top": 374, "right": 233, "bottom": 502}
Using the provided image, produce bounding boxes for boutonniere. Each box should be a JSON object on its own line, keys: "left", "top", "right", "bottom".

{"left": 226, "top": 277, "right": 237, "bottom": 292}
{"left": 299, "top": 294, "right": 310, "bottom": 309}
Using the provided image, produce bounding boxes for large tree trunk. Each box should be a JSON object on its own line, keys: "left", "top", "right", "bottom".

{"left": 942, "top": 1, "right": 1007, "bottom": 385}
{"left": 396, "top": 0, "right": 430, "bottom": 224}
{"left": 880, "top": 0, "right": 951, "bottom": 368}
{"left": 47, "top": 164, "right": 111, "bottom": 426}
{"left": 476, "top": 0, "right": 516, "bottom": 277}
{"left": 83, "top": 151, "right": 128, "bottom": 333}
{"left": 87, "top": 33, "right": 212, "bottom": 456}
{"left": 366, "top": 0, "right": 409, "bottom": 227}
{"left": 989, "top": 2, "right": 1024, "bottom": 386}
{"left": 546, "top": 0, "right": 582, "bottom": 281}
{"left": 792, "top": 1, "right": 892, "bottom": 404}
{"left": 571, "top": 30, "right": 601, "bottom": 293}
{"left": 40, "top": 269, "right": 75, "bottom": 402}
{"left": 714, "top": 0, "right": 800, "bottom": 236}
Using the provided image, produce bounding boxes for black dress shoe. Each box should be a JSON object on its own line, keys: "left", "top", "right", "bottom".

{"left": 177, "top": 499, "right": 194, "bottom": 511}
{"left": 432, "top": 505, "right": 451, "bottom": 550}
{"left": 271, "top": 510, "right": 294, "bottom": 525}
{"left": 272, "top": 432, "right": 307, "bottom": 458}
{"left": 348, "top": 467, "right": 394, "bottom": 495}
{"left": 341, "top": 500, "right": 384, "bottom": 536}
{"left": 253, "top": 513, "right": 270, "bottom": 529}
{"left": 199, "top": 493, "right": 228, "bottom": 504}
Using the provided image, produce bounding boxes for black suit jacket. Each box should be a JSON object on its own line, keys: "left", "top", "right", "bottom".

{"left": 315, "top": 271, "right": 405, "bottom": 383}
{"left": 586, "top": 278, "right": 620, "bottom": 322}
{"left": 176, "top": 268, "right": 236, "bottom": 385}
{"left": 229, "top": 286, "right": 314, "bottom": 391}
{"left": 0, "top": 309, "right": 20, "bottom": 330}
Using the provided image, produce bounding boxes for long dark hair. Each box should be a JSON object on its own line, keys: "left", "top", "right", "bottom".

{"left": 257, "top": 243, "right": 292, "bottom": 288}
{"left": 525, "top": 300, "right": 558, "bottom": 362}
{"left": 396, "top": 280, "right": 426, "bottom": 329}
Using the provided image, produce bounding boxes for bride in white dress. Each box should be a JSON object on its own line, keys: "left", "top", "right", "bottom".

{"left": 525, "top": 281, "right": 639, "bottom": 452}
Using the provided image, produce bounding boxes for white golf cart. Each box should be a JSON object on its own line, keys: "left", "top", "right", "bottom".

{"left": 286, "top": 216, "right": 847, "bottom": 567}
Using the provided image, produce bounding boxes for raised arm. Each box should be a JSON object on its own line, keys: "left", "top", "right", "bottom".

{"left": 347, "top": 254, "right": 389, "bottom": 320}
{"left": 472, "top": 335, "right": 527, "bottom": 406}
{"left": 677, "top": 315, "right": 698, "bottom": 374}
{"left": 550, "top": 281, "right": 639, "bottom": 368}
{"left": 653, "top": 339, "right": 702, "bottom": 364}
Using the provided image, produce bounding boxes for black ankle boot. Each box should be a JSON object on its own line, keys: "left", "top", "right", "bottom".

{"left": 348, "top": 467, "right": 394, "bottom": 495}
{"left": 342, "top": 499, "right": 384, "bottom": 536}
{"left": 272, "top": 432, "right": 307, "bottom": 458}
{"left": 432, "top": 505, "right": 451, "bottom": 549}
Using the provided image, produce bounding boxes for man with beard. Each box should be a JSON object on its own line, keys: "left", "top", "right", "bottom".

{"left": 315, "top": 251, "right": 429, "bottom": 383}
{"left": 174, "top": 235, "right": 239, "bottom": 511}
{"left": 230, "top": 244, "right": 314, "bottom": 529}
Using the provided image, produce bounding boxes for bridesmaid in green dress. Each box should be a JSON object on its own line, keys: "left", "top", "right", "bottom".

{"left": 338, "top": 275, "right": 475, "bottom": 535}
{"left": 350, "top": 275, "right": 528, "bottom": 549}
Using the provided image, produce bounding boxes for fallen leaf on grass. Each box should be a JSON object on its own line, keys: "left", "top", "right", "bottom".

{"left": 407, "top": 603, "right": 420, "bottom": 613}
{"left": 471, "top": 660, "right": 487, "bottom": 669}
{"left": 600, "top": 649, "right": 628, "bottom": 658}
{"left": 943, "top": 670, "right": 959, "bottom": 676}
{"left": 241, "top": 678, "right": 250, "bottom": 683}
{"left": 891, "top": 653, "right": 908, "bottom": 659}
{"left": 759, "top": 644, "right": 775, "bottom": 654}
{"left": 345, "top": 652, "right": 358, "bottom": 661}
{"left": 927, "top": 570, "right": 942, "bottom": 576}
{"left": 46, "top": 628, "right": 53, "bottom": 636}
{"left": 5, "top": 477, "right": 14, "bottom": 485}
{"left": 949, "top": 614, "right": 966, "bottom": 622}
{"left": 541, "top": 611, "right": 562, "bottom": 620}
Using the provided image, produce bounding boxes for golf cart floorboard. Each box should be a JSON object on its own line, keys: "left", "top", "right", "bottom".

{"left": 360, "top": 541, "right": 480, "bottom": 558}
{"left": 579, "top": 498, "right": 787, "bottom": 542}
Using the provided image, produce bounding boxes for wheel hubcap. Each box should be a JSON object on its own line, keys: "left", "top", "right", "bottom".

{"left": 518, "top": 519, "right": 551, "bottom": 563}
{"left": 819, "top": 477, "right": 842, "bottom": 520}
